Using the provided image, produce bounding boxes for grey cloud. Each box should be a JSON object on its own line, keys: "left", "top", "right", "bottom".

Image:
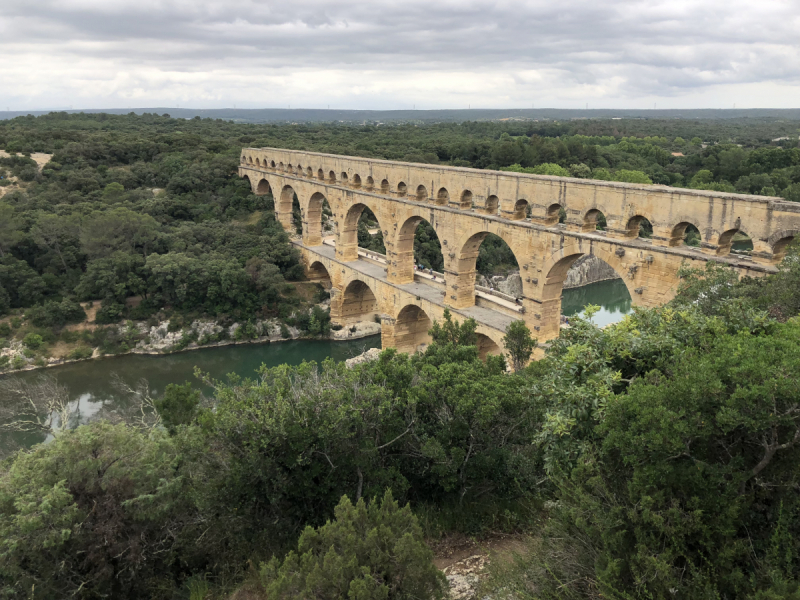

{"left": 0, "top": 0, "right": 798, "bottom": 109}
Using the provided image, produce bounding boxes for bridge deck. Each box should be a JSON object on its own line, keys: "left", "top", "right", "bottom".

{"left": 297, "top": 242, "right": 519, "bottom": 333}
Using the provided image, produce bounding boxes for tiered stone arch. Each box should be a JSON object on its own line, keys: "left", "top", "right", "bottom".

{"left": 307, "top": 261, "right": 332, "bottom": 288}
{"left": 393, "top": 214, "right": 445, "bottom": 285}
{"left": 302, "top": 191, "right": 330, "bottom": 246}
{"left": 256, "top": 178, "right": 272, "bottom": 196}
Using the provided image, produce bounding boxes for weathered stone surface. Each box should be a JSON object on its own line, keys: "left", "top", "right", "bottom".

{"left": 345, "top": 347, "right": 381, "bottom": 368}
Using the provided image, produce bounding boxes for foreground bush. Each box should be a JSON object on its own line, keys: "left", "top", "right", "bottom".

{"left": 258, "top": 491, "right": 446, "bottom": 600}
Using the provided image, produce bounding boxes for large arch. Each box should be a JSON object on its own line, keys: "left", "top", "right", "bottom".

{"left": 339, "top": 201, "right": 385, "bottom": 262}
{"left": 716, "top": 228, "right": 754, "bottom": 256}
{"left": 256, "top": 178, "right": 272, "bottom": 196}
{"left": 307, "top": 261, "right": 332, "bottom": 288}
{"left": 277, "top": 184, "right": 297, "bottom": 233}
{"left": 768, "top": 229, "right": 799, "bottom": 262}
{"left": 334, "top": 279, "right": 380, "bottom": 325}
{"left": 450, "top": 230, "right": 525, "bottom": 309}
{"left": 476, "top": 332, "right": 501, "bottom": 361}
{"left": 303, "top": 191, "right": 330, "bottom": 246}
{"left": 540, "top": 245, "right": 636, "bottom": 340}
{"left": 394, "top": 215, "right": 444, "bottom": 284}
{"left": 393, "top": 304, "right": 432, "bottom": 354}
{"left": 669, "top": 220, "right": 702, "bottom": 247}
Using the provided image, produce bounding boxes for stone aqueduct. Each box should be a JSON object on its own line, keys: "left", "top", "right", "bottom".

{"left": 239, "top": 147, "right": 800, "bottom": 356}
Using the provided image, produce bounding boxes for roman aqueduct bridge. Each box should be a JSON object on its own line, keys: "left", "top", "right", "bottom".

{"left": 239, "top": 148, "right": 800, "bottom": 356}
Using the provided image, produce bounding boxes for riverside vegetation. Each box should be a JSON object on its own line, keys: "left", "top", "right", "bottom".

{"left": 0, "top": 113, "right": 800, "bottom": 599}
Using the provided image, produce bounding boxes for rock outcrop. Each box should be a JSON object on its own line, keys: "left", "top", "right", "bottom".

{"left": 563, "top": 255, "right": 621, "bottom": 289}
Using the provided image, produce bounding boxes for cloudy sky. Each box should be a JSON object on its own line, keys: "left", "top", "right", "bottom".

{"left": 1, "top": 0, "right": 798, "bottom": 111}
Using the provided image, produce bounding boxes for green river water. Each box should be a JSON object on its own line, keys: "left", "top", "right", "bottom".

{"left": 1, "top": 279, "right": 631, "bottom": 448}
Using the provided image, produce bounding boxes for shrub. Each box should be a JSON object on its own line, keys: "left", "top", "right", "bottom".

{"left": 22, "top": 333, "right": 43, "bottom": 350}
{"left": 26, "top": 299, "right": 86, "bottom": 329}
{"left": 154, "top": 382, "right": 201, "bottom": 433}
{"left": 258, "top": 491, "right": 446, "bottom": 600}
{"left": 66, "top": 346, "right": 93, "bottom": 360}
{"left": 0, "top": 322, "right": 10, "bottom": 337}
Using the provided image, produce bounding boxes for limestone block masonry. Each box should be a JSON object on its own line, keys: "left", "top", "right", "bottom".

{"left": 240, "top": 147, "right": 799, "bottom": 353}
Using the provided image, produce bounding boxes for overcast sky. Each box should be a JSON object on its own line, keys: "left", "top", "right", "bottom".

{"left": 1, "top": 0, "right": 798, "bottom": 111}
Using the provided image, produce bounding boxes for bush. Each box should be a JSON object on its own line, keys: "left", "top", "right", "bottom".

{"left": 22, "top": 333, "right": 43, "bottom": 350}
{"left": 0, "top": 322, "right": 10, "bottom": 337}
{"left": 26, "top": 299, "right": 86, "bottom": 329}
{"left": 66, "top": 346, "right": 93, "bottom": 360}
{"left": 94, "top": 301, "right": 125, "bottom": 324}
{"left": 155, "top": 382, "right": 201, "bottom": 433}
{"left": 258, "top": 491, "right": 446, "bottom": 600}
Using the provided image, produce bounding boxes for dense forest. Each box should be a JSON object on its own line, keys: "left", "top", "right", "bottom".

{"left": 1, "top": 113, "right": 800, "bottom": 599}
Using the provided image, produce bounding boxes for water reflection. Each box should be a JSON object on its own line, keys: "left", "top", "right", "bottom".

{"left": 561, "top": 278, "right": 633, "bottom": 328}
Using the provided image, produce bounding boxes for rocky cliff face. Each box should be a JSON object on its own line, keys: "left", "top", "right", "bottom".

{"left": 477, "top": 255, "right": 621, "bottom": 296}
{"left": 563, "top": 255, "right": 621, "bottom": 289}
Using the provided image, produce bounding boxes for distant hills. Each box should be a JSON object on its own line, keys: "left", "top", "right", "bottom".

{"left": 2, "top": 107, "right": 800, "bottom": 123}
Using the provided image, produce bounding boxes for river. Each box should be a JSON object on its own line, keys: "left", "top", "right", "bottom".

{"left": 1, "top": 281, "right": 631, "bottom": 449}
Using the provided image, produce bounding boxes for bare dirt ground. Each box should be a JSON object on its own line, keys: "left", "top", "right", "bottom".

{"left": 0, "top": 151, "right": 52, "bottom": 197}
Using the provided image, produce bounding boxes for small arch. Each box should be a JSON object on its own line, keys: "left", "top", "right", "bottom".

{"left": 247, "top": 156, "right": 253, "bottom": 164}
{"left": 307, "top": 261, "right": 332, "bottom": 288}
{"left": 626, "top": 215, "right": 653, "bottom": 239}
{"left": 307, "top": 166, "right": 313, "bottom": 178}
{"left": 772, "top": 235, "right": 796, "bottom": 262}
{"left": 582, "top": 209, "right": 606, "bottom": 231}
{"left": 365, "top": 176, "right": 375, "bottom": 190}
{"left": 270, "top": 160, "right": 276, "bottom": 169}
{"left": 486, "top": 195, "right": 499, "bottom": 215}
{"left": 436, "top": 187, "right": 449, "bottom": 205}
{"left": 339, "top": 280, "right": 379, "bottom": 324}
{"left": 476, "top": 333, "right": 501, "bottom": 361}
{"left": 255, "top": 158, "right": 261, "bottom": 167}
{"left": 328, "top": 170, "right": 336, "bottom": 183}
{"left": 318, "top": 168, "right": 325, "bottom": 180}
{"left": 380, "top": 179, "right": 390, "bottom": 194}
{"left": 545, "top": 203, "right": 565, "bottom": 225}
{"left": 718, "top": 228, "right": 753, "bottom": 256}
{"left": 415, "top": 184, "right": 428, "bottom": 202}
{"left": 512, "top": 199, "right": 530, "bottom": 221}
{"left": 341, "top": 172, "right": 349, "bottom": 185}
{"left": 670, "top": 222, "right": 701, "bottom": 247}
{"left": 397, "top": 181, "right": 407, "bottom": 196}
{"left": 460, "top": 190, "right": 473, "bottom": 208}
{"left": 295, "top": 164, "right": 302, "bottom": 175}
{"left": 278, "top": 162, "right": 284, "bottom": 172}
{"left": 256, "top": 178, "right": 272, "bottom": 196}
{"left": 352, "top": 174, "right": 362, "bottom": 189}
{"left": 287, "top": 163, "right": 293, "bottom": 174}
{"left": 394, "top": 305, "right": 432, "bottom": 354}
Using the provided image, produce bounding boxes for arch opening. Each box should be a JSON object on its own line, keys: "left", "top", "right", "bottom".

{"left": 341, "top": 172, "right": 349, "bottom": 185}
{"left": 357, "top": 206, "right": 386, "bottom": 254}
{"left": 394, "top": 305, "right": 432, "bottom": 354}
{"left": 670, "top": 222, "right": 701, "bottom": 247}
{"left": 772, "top": 235, "right": 797, "bottom": 262}
{"left": 328, "top": 170, "right": 336, "bottom": 183}
{"left": 256, "top": 179, "right": 272, "bottom": 196}
{"left": 436, "top": 187, "right": 449, "bottom": 205}
{"left": 395, "top": 216, "right": 445, "bottom": 284}
{"left": 380, "top": 179, "right": 390, "bottom": 194}
{"left": 460, "top": 190, "right": 473, "bottom": 208}
{"left": 270, "top": 160, "right": 276, "bottom": 169}
{"left": 291, "top": 194, "right": 302, "bottom": 235}
{"left": 339, "top": 280, "right": 379, "bottom": 325}
{"left": 255, "top": 158, "right": 261, "bottom": 167}
{"left": 546, "top": 203, "right": 566, "bottom": 225}
{"left": 307, "top": 261, "right": 332, "bottom": 289}
{"left": 456, "top": 232, "right": 523, "bottom": 307}
{"left": 287, "top": 164, "right": 293, "bottom": 174}
{"left": 317, "top": 168, "right": 325, "bottom": 180}
{"left": 296, "top": 164, "right": 303, "bottom": 176}
{"left": 365, "top": 176, "right": 375, "bottom": 190}
{"left": 352, "top": 174, "right": 362, "bottom": 189}
{"left": 512, "top": 199, "right": 530, "bottom": 220}
{"left": 583, "top": 209, "right": 607, "bottom": 231}
{"left": 397, "top": 181, "right": 408, "bottom": 196}
{"left": 486, "top": 195, "right": 500, "bottom": 215}
{"left": 304, "top": 192, "right": 333, "bottom": 245}
{"left": 307, "top": 167, "right": 313, "bottom": 178}
{"left": 476, "top": 333, "right": 501, "bottom": 361}
{"left": 278, "top": 162, "right": 284, "bottom": 172}
{"left": 415, "top": 184, "right": 428, "bottom": 202}
{"left": 626, "top": 215, "right": 653, "bottom": 239}
{"left": 719, "top": 229, "right": 753, "bottom": 256}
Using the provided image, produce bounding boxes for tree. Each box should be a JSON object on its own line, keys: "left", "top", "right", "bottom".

{"left": 503, "top": 320, "right": 535, "bottom": 372}
{"left": 80, "top": 208, "right": 159, "bottom": 260}
{"left": 155, "top": 382, "right": 201, "bottom": 433}
{"left": 30, "top": 213, "right": 81, "bottom": 272}
{"left": 258, "top": 491, "right": 446, "bottom": 600}
{"left": 0, "top": 203, "right": 22, "bottom": 258}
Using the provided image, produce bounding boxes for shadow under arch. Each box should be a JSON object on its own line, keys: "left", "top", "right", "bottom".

{"left": 394, "top": 304, "right": 432, "bottom": 354}
{"left": 256, "top": 178, "right": 272, "bottom": 196}
{"left": 475, "top": 332, "right": 501, "bottom": 361}
{"left": 769, "top": 229, "right": 799, "bottom": 262}
{"left": 336, "top": 279, "right": 380, "bottom": 325}
{"left": 307, "top": 260, "right": 332, "bottom": 288}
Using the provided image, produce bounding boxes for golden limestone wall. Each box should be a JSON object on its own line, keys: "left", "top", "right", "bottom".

{"left": 239, "top": 147, "right": 797, "bottom": 345}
